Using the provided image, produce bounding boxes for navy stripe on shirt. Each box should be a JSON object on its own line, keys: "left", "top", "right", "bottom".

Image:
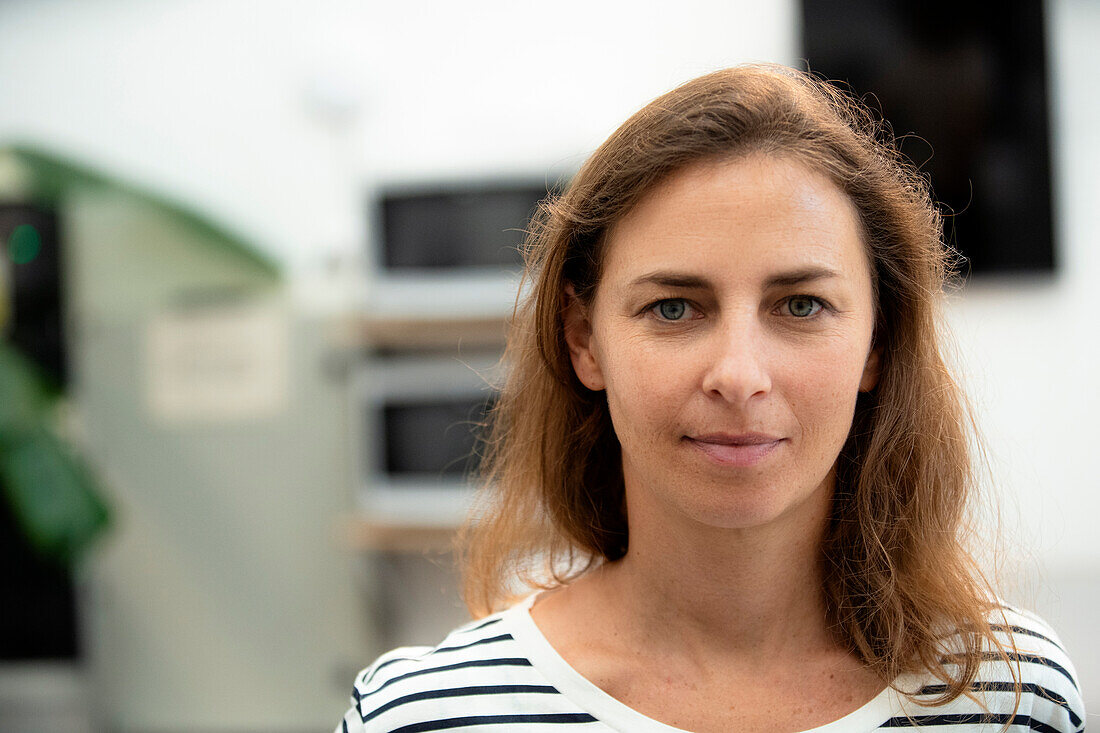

{"left": 883, "top": 713, "right": 1062, "bottom": 733}
{"left": 362, "top": 685, "right": 561, "bottom": 723}
{"left": 359, "top": 633, "right": 515, "bottom": 688}
{"left": 356, "top": 658, "right": 535, "bottom": 698}
{"left": 390, "top": 713, "right": 599, "bottom": 733}
{"left": 940, "top": 652, "right": 1078, "bottom": 692}
{"left": 988, "top": 624, "right": 1067, "bottom": 654}
{"left": 917, "top": 681, "right": 1081, "bottom": 729}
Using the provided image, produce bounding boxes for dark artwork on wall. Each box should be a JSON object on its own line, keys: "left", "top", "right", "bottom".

{"left": 0, "top": 204, "right": 68, "bottom": 385}
{"left": 378, "top": 182, "right": 553, "bottom": 271}
{"left": 381, "top": 397, "right": 495, "bottom": 478}
{"left": 801, "top": 0, "right": 1054, "bottom": 276}
{"left": 0, "top": 203, "right": 79, "bottom": 660}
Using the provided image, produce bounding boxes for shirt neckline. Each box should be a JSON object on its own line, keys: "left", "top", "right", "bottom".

{"left": 502, "top": 593, "right": 917, "bottom": 733}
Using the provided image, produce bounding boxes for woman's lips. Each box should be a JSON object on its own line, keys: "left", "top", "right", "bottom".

{"left": 684, "top": 434, "right": 785, "bottom": 467}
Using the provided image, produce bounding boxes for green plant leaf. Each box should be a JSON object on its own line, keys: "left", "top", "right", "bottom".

{"left": 0, "top": 426, "right": 110, "bottom": 564}
{"left": 0, "top": 341, "right": 52, "bottom": 439}
{"left": 0, "top": 341, "right": 110, "bottom": 564}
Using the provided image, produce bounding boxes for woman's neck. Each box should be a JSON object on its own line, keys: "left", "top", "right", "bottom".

{"left": 619, "top": 532, "right": 827, "bottom": 656}
{"left": 585, "top": 480, "right": 838, "bottom": 663}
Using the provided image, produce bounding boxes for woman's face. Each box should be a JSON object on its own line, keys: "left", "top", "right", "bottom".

{"left": 565, "top": 154, "right": 880, "bottom": 535}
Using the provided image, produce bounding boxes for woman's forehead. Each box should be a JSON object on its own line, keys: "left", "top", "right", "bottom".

{"left": 598, "top": 154, "right": 870, "bottom": 290}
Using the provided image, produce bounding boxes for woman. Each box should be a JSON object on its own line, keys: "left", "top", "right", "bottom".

{"left": 338, "top": 65, "right": 1084, "bottom": 732}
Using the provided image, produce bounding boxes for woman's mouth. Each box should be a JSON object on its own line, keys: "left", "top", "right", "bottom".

{"left": 684, "top": 433, "right": 785, "bottom": 467}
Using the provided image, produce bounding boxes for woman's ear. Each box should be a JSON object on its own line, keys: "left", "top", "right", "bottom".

{"left": 859, "top": 344, "right": 882, "bottom": 392}
{"left": 562, "top": 284, "right": 605, "bottom": 391}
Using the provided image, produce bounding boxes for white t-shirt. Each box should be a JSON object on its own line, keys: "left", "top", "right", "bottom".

{"left": 336, "top": 596, "right": 1084, "bottom": 732}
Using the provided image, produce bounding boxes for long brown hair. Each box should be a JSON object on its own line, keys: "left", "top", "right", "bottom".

{"left": 459, "top": 63, "right": 1016, "bottom": 706}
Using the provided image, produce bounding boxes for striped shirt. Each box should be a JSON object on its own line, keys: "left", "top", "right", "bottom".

{"left": 336, "top": 597, "right": 1085, "bottom": 732}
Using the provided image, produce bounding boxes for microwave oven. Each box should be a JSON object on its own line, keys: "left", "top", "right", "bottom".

{"left": 362, "top": 179, "right": 554, "bottom": 320}
{"left": 353, "top": 351, "right": 502, "bottom": 526}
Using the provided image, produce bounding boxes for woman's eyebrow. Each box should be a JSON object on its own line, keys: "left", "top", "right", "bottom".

{"left": 763, "top": 266, "right": 843, "bottom": 288}
{"left": 629, "top": 266, "right": 842, "bottom": 290}
{"left": 629, "top": 272, "right": 712, "bottom": 289}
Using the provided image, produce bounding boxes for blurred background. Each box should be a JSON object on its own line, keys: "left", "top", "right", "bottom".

{"left": 0, "top": 0, "right": 1095, "bottom": 730}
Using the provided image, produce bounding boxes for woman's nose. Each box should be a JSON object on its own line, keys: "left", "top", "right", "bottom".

{"left": 699, "top": 319, "right": 772, "bottom": 404}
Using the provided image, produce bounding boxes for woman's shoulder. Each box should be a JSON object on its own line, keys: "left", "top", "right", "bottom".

{"left": 988, "top": 604, "right": 1069, "bottom": 650}
{"left": 361, "top": 611, "right": 522, "bottom": 685}
{"left": 908, "top": 604, "right": 1086, "bottom": 732}
{"left": 986, "top": 604, "right": 1079, "bottom": 686}
{"left": 992, "top": 605, "right": 1084, "bottom": 725}
{"left": 334, "top": 601, "right": 598, "bottom": 733}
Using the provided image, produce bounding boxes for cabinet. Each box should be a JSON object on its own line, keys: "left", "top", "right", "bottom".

{"left": 340, "top": 311, "right": 509, "bottom": 551}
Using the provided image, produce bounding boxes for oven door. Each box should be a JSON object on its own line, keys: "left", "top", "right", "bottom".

{"left": 354, "top": 353, "right": 501, "bottom": 525}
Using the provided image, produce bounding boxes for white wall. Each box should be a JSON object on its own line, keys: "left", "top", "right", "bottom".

{"left": 0, "top": 0, "right": 1095, "bottom": 727}
{"left": 0, "top": 0, "right": 795, "bottom": 296}
{"left": 944, "top": 0, "right": 1100, "bottom": 709}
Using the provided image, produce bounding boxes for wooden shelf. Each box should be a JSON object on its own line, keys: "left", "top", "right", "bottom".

{"left": 332, "top": 313, "right": 511, "bottom": 351}
{"left": 342, "top": 517, "right": 460, "bottom": 554}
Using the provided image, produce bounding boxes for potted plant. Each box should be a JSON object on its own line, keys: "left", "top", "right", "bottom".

{"left": 0, "top": 248, "right": 108, "bottom": 566}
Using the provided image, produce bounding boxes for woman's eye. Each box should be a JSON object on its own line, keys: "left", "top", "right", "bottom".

{"left": 785, "top": 296, "right": 823, "bottom": 318}
{"left": 653, "top": 299, "right": 690, "bottom": 321}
